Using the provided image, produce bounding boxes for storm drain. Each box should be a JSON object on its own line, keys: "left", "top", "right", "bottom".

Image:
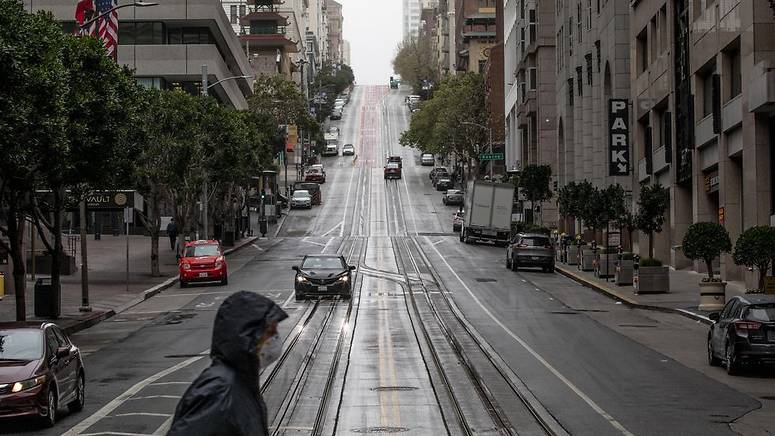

{"left": 760, "top": 396, "right": 775, "bottom": 401}
{"left": 371, "top": 386, "right": 418, "bottom": 392}
{"left": 351, "top": 427, "right": 409, "bottom": 433}
{"left": 475, "top": 278, "right": 497, "bottom": 283}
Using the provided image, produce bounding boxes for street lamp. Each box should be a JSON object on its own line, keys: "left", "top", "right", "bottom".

{"left": 461, "top": 121, "right": 493, "bottom": 180}
{"left": 78, "top": 1, "right": 158, "bottom": 30}
{"left": 200, "top": 66, "right": 254, "bottom": 240}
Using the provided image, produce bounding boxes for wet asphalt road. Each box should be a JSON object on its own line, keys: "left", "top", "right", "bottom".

{"left": 6, "top": 85, "right": 771, "bottom": 436}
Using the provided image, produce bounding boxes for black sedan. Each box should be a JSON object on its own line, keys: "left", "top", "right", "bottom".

{"left": 708, "top": 295, "right": 775, "bottom": 374}
{"left": 292, "top": 255, "right": 356, "bottom": 300}
{"left": 435, "top": 178, "right": 454, "bottom": 191}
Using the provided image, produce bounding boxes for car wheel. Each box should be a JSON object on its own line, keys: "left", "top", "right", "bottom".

{"left": 179, "top": 280, "right": 187, "bottom": 288}
{"left": 548, "top": 266, "right": 555, "bottom": 273}
{"left": 511, "top": 257, "right": 518, "bottom": 271}
{"left": 725, "top": 340, "right": 739, "bottom": 375}
{"left": 68, "top": 372, "right": 85, "bottom": 413}
{"left": 41, "top": 387, "right": 57, "bottom": 428}
{"left": 708, "top": 337, "right": 721, "bottom": 367}
{"left": 506, "top": 256, "right": 512, "bottom": 269}
{"left": 295, "top": 293, "right": 306, "bottom": 301}
{"left": 221, "top": 276, "right": 228, "bottom": 286}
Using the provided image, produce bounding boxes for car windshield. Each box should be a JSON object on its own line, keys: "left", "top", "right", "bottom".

{"left": 302, "top": 257, "right": 345, "bottom": 269}
{"left": 744, "top": 304, "right": 775, "bottom": 322}
{"left": 184, "top": 244, "right": 220, "bottom": 257}
{"left": 0, "top": 330, "right": 44, "bottom": 360}
{"left": 307, "top": 169, "right": 320, "bottom": 174}
{"left": 447, "top": 190, "right": 462, "bottom": 195}
{"left": 521, "top": 237, "right": 550, "bottom": 247}
{"left": 387, "top": 163, "right": 399, "bottom": 169}
{"left": 344, "top": 145, "right": 353, "bottom": 149}
{"left": 294, "top": 190, "right": 310, "bottom": 198}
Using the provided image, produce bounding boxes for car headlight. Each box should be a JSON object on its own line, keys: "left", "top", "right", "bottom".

{"left": 215, "top": 260, "right": 223, "bottom": 269}
{"left": 11, "top": 375, "right": 46, "bottom": 393}
{"left": 182, "top": 263, "right": 191, "bottom": 270}
{"left": 296, "top": 276, "right": 308, "bottom": 283}
{"left": 338, "top": 275, "right": 349, "bottom": 282}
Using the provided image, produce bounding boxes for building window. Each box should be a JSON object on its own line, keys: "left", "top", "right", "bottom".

{"left": 528, "top": 67, "right": 537, "bottom": 90}
{"left": 701, "top": 67, "right": 716, "bottom": 117}
{"left": 239, "top": 5, "right": 246, "bottom": 18}
{"left": 528, "top": 9, "right": 536, "bottom": 44}
{"left": 595, "top": 40, "right": 601, "bottom": 72}
{"left": 568, "top": 78, "right": 574, "bottom": 106}
{"left": 636, "top": 27, "right": 648, "bottom": 73}
{"left": 587, "top": 0, "right": 592, "bottom": 30}
{"left": 726, "top": 44, "right": 742, "bottom": 99}
{"left": 230, "top": 5, "right": 237, "bottom": 24}
{"left": 576, "top": 66, "right": 583, "bottom": 96}
{"left": 596, "top": 0, "right": 600, "bottom": 13}
{"left": 577, "top": 4, "right": 582, "bottom": 42}
{"left": 118, "top": 22, "right": 165, "bottom": 45}
{"left": 585, "top": 53, "right": 593, "bottom": 85}
{"left": 568, "top": 17, "right": 573, "bottom": 55}
{"left": 521, "top": 0, "right": 525, "bottom": 19}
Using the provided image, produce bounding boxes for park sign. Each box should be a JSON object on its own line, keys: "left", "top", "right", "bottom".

{"left": 608, "top": 99, "right": 630, "bottom": 176}
{"left": 480, "top": 153, "right": 504, "bottom": 161}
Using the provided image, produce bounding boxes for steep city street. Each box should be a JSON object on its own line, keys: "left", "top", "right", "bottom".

{"left": 3, "top": 86, "right": 772, "bottom": 436}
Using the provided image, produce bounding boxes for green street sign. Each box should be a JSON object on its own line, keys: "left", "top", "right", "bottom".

{"left": 479, "top": 153, "right": 504, "bottom": 161}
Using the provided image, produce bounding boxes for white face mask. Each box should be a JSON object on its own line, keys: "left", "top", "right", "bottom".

{"left": 258, "top": 333, "right": 282, "bottom": 370}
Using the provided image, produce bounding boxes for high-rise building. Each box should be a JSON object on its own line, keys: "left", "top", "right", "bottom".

{"left": 555, "top": 0, "right": 632, "bottom": 232}
{"left": 25, "top": 0, "right": 253, "bottom": 109}
{"left": 342, "top": 40, "right": 351, "bottom": 66}
{"left": 403, "top": 0, "right": 422, "bottom": 39}
{"left": 454, "top": 0, "right": 496, "bottom": 74}
{"left": 504, "top": 0, "right": 557, "bottom": 223}
{"left": 631, "top": 0, "right": 775, "bottom": 286}
{"left": 326, "top": 0, "right": 343, "bottom": 63}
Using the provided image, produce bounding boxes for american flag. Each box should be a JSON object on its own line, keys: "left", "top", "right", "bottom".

{"left": 94, "top": 0, "right": 118, "bottom": 58}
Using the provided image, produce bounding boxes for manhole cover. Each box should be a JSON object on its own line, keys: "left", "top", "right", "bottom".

{"left": 351, "top": 427, "right": 409, "bottom": 433}
{"left": 371, "top": 386, "right": 418, "bottom": 392}
{"left": 160, "top": 312, "right": 196, "bottom": 325}
{"left": 475, "top": 278, "right": 497, "bottom": 283}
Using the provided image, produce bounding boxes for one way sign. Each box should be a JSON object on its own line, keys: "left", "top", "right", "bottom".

{"left": 608, "top": 99, "right": 630, "bottom": 176}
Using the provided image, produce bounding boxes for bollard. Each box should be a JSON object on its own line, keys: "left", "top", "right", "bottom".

{"left": 0, "top": 272, "right": 4, "bottom": 300}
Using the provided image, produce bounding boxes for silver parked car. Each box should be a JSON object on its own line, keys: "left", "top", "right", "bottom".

{"left": 290, "top": 190, "right": 312, "bottom": 209}
{"left": 506, "top": 233, "right": 555, "bottom": 272}
{"left": 442, "top": 189, "right": 464, "bottom": 205}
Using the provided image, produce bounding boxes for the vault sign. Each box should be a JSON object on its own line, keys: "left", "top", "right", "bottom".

{"left": 609, "top": 99, "right": 630, "bottom": 176}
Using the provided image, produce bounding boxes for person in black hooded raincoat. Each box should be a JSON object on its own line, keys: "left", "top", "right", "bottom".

{"left": 168, "top": 291, "right": 288, "bottom": 436}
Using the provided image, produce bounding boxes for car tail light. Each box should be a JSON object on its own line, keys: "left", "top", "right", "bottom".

{"left": 182, "top": 263, "right": 191, "bottom": 270}
{"left": 734, "top": 321, "right": 762, "bottom": 336}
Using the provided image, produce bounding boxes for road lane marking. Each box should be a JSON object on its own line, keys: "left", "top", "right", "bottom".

{"left": 149, "top": 382, "right": 190, "bottom": 386}
{"left": 281, "top": 291, "right": 295, "bottom": 308}
{"left": 251, "top": 243, "right": 264, "bottom": 251}
{"left": 62, "top": 351, "right": 209, "bottom": 436}
{"left": 301, "top": 238, "right": 326, "bottom": 247}
{"left": 431, "top": 239, "right": 444, "bottom": 246}
{"left": 81, "top": 433, "right": 155, "bottom": 436}
{"left": 126, "top": 395, "right": 181, "bottom": 401}
{"left": 424, "top": 237, "right": 635, "bottom": 436}
{"left": 341, "top": 151, "right": 357, "bottom": 237}
{"left": 153, "top": 417, "right": 173, "bottom": 436}
{"left": 321, "top": 221, "right": 343, "bottom": 237}
{"left": 109, "top": 413, "right": 172, "bottom": 418}
{"left": 322, "top": 237, "right": 335, "bottom": 253}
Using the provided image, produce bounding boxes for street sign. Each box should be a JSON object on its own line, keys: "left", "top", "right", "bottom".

{"left": 607, "top": 232, "right": 621, "bottom": 247}
{"left": 479, "top": 153, "right": 504, "bottom": 161}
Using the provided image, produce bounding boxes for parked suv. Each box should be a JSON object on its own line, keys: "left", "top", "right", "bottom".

{"left": 708, "top": 295, "right": 775, "bottom": 375}
{"left": 506, "top": 233, "right": 555, "bottom": 272}
{"left": 384, "top": 163, "right": 402, "bottom": 180}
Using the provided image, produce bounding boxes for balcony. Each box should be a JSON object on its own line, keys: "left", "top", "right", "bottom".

{"left": 748, "top": 61, "right": 775, "bottom": 114}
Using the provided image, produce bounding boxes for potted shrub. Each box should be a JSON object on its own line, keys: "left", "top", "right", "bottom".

{"left": 682, "top": 222, "right": 732, "bottom": 310}
{"left": 733, "top": 225, "right": 775, "bottom": 292}
{"left": 634, "top": 184, "right": 670, "bottom": 294}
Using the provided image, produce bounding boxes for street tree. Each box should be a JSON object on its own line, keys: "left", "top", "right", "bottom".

{"left": 392, "top": 34, "right": 438, "bottom": 93}
{"left": 519, "top": 164, "right": 553, "bottom": 224}
{"left": 682, "top": 222, "right": 732, "bottom": 281}
{"left": 249, "top": 74, "right": 318, "bottom": 133}
{"left": 733, "top": 225, "right": 775, "bottom": 291}
{"left": 635, "top": 183, "right": 670, "bottom": 260}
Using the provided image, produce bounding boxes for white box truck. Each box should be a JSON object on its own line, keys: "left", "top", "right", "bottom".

{"left": 460, "top": 181, "right": 515, "bottom": 246}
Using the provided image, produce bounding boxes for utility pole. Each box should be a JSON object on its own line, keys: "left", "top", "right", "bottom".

{"left": 201, "top": 64, "right": 209, "bottom": 240}
{"left": 78, "top": 201, "right": 90, "bottom": 311}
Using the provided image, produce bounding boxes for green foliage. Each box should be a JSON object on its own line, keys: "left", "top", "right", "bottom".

{"left": 639, "top": 257, "right": 663, "bottom": 267}
{"left": 520, "top": 164, "right": 553, "bottom": 205}
{"left": 392, "top": 34, "right": 439, "bottom": 93}
{"left": 511, "top": 222, "right": 550, "bottom": 235}
{"left": 399, "top": 73, "right": 486, "bottom": 170}
{"left": 635, "top": 183, "right": 669, "bottom": 259}
{"left": 311, "top": 62, "right": 354, "bottom": 122}
{"left": 682, "top": 222, "right": 732, "bottom": 280}
{"left": 557, "top": 180, "right": 594, "bottom": 222}
{"left": 249, "top": 74, "right": 318, "bottom": 133}
{"left": 733, "top": 226, "right": 775, "bottom": 290}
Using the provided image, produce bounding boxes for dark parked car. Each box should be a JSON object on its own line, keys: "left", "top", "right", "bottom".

{"left": 708, "top": 295, "right": 775, "bottom": 375}
{"left": 506, "top": 233, "right": 555, "bottom": 272}
{"left": 429, "top": 167, "right": 448, "bottom": 181}
{"left": 384, "top": 163, "right": 402, "bottom": 180}
{"left": 292, "top": 254, "right": 356, "bottom": 300}
{"left": 297, "top": 182, "right": 322, "bottom": 205}
{"left": 0, "top": 322, "right": 85, "bottom": 427}
{"left": 435, "top": 178, "right": 453, "bottom": 191}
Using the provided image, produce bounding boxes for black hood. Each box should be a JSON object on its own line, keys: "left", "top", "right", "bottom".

{"left": 210, "top": 291, "right": 288, "bottom": 387}
{"left": 300, "top": 269, "right": 347, "bottom": 279}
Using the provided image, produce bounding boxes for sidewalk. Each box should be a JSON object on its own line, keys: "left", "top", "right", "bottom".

{"left": 0, "top": 226, "right": 268, "bottom": 334}
{"left": 555, "top": 261, "right": 749, "bottom": 324}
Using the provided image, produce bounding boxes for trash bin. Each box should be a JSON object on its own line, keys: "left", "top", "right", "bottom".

{"left": 34, "top": 278, "right": 55, "bottom": 318}
{"left": 259, "top": 217, "right": 268, "bottom": 237}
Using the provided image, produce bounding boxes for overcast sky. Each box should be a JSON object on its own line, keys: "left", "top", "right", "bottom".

{"left": 338, "top": 0, "right": 402, "bottom": 85}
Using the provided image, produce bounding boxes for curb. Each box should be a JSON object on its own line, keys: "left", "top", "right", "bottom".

{"left": 63, "top": 235, "right": 260, "bottom": 335}
{"left": 555, "top": 264, "right": 713, "bottom": 326}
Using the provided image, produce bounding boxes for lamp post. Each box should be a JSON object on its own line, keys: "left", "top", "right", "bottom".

{"left": 462, "top": 121, "right": 493, "bottom": 180}
{"left": 200, "top": 65, "right": 253, "bottom": 240}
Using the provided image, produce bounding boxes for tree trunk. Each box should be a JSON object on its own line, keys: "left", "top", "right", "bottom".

{"left": 50, "top": 187, "right": 63, "bottom": 319}
{"left": 648, "top": 232, "right": 654, "bottom": 259}
{"left": 759, "top": 266, "right": 767, "bottom": 292}
{"left": 706, "top": 259, "right": 714, "bottom": 280}
{"left": 5, "top": 203, "right": 27, "bottom": 321}
{"left": 149, "top": 188, "right": 161, "bottom": 277}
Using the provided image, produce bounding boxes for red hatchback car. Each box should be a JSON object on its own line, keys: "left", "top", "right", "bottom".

{"left": 179, "top": 240, "right": 228, "bottom": 287}
{"left": 0, "top": 322, "right": 85, "bottom": 427}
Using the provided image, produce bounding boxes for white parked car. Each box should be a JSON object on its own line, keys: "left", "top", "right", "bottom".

{"left": 421, "top": 153, "right": 435, "bottom": 166}
{"left": 291, "top": 190, "right": 312, "bottom": 209}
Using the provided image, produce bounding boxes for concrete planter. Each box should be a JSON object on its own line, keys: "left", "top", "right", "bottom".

{"left": 615, "top": 259, "right": 634, "bottom": 286}
{"left": 567, "top": 246, "right": 580, "bottom": 265}
{"left": 698, "top": 281, "right": 727, "bottom": 311}
{"left": 634, "top": 266, "right": 670, "bottom": 294}
{"left": 579, "top": 247, "right": 596, "bottom": 271}
{"left": 594, "top": 252, "right": 618, "bottom": 278}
